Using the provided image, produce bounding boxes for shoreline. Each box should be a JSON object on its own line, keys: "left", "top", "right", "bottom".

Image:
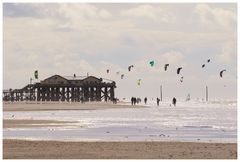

{"left": 3, "top": 101, "right": 147, "bottom": 111}
{"left": 3, "top": 139, "right": 237, "bottom": 159}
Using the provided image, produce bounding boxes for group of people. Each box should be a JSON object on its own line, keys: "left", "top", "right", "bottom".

{"left": 131, "top": 97, "right": 141, "bottom": 105}
{"left": 132, "top": 97, "right": 177, "bottom": 106}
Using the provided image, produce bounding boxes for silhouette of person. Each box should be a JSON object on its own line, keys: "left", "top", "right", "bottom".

{"left": 172, "top": 97, "right": 177, "bottom": 106}
{"left": 157, "top": 98, "right": 160, "bottom": 106}
{"left": 131, "top": 97, "right": 134, "bottom": 105}
{"left": 144, "top": 97, "right": 147, "bottom": 104}
{"left": 133, "top": 97, "right": 136, "bottom": 105}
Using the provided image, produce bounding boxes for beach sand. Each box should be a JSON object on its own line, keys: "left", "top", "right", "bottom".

{"left": 3, "top": 139, "right": 237, "bottom": 159}
{"left": 3, "top": 119, "right": 77, "bottom": 128}
{"left": 3, "top": 101, "right": 146, "bottom": 111}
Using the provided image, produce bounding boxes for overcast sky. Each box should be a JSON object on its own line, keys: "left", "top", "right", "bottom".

{"left": 3, "top": 3, "right": 237, "bottom": 100}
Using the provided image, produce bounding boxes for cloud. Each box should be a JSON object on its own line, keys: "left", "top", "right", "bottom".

{"left": 3, "top": 3, "right": 42, "bottom": 18}
{"left": 158, "top": 51, "right": 184, "bottom": 64}
{"left": 121, "top": 5, "right": 157, "bottom": 20}
{"left": 218, "top": 41, "right": 237, "bottom": 63}
{"left": 99, "top": 9, "right": 112, "bottom": 19}
{"left": 194, "top": 4, "right": 236, "bottom": 30}
{"left": 121, "top": 4, "right": 176, "bottom": 23}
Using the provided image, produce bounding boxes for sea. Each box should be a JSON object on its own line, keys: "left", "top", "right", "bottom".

{"left": 3, "top": 100, "right": 237, "bottom": 143}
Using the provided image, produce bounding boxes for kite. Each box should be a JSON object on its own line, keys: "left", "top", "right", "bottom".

{"left": 177, "top": 67, "right": 182, "bottom": 74}
{"left": 180, "top": 76, "right": 184, "bottom": 82}
{"left": 220, "top": 69, "right": 226, "bottom": 78}
{"left": 164, "top": 64, "right": 169, "bottom": 71}
{"left": 106, "top": 69, "right": 109, "bottom": 73}
{"left": 137, "top": 79, "right": 141, "bottom": 86}
{"left": 149, "top": 60, "right": 154, "bottom": 67}
{"left": 34, "top": 70, "right": 38, "bottom": 79}
{"left": 202, "top": 59, "right": 210, "bottom": 68}
{"left": 128, "top": 65, "right": 134, "bottom": 72}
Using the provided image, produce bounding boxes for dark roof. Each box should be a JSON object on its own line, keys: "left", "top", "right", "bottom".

{"left": 42, "top": 75, "right": 68, "bottom": 82}
{"left": 40, "top": 75, "right": 115, "bottom": 85}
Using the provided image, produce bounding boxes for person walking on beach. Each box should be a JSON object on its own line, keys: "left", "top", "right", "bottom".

{"left": 157, "top": 98, "right": 160, "bottom": 106}
{"left": 172, "top": 97, "right": 177, "bottom": 106}
{"left": 133, "top": 97, "right": 137, "bottom": 105}
{"left": 136, "top": 98, "right": 141, "bottom": 104}
{"left": 144, "top": 97, "right": 147, "bottom": 104}
{"left": 131, "top": 97, "right": 134, "bottom": 105}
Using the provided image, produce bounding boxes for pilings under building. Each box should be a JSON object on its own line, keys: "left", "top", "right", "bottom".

{"left": 3, "top": 75, "right": 116, "bottom": 102}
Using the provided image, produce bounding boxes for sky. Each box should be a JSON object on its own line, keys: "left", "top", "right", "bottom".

{"left": 3, "top": 3, "right": 237, "bottom": 101}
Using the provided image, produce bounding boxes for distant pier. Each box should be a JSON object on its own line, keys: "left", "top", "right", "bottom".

{"left": 3, "top": 75, "right": 116, "bottom": 102}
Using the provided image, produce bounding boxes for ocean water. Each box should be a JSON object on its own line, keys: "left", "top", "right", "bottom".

{"left": 3, "top": 101, "right": 237, "bottom": 143}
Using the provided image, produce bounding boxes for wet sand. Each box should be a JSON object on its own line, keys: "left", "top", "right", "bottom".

{"left": 3, "top": 139, "right": 237, "bottom": 159}
{"left": 3, "top": 102, "right": 146, "bottom": 111}
{"left": 3, "top": 119, "right": 77, "bottom": 128}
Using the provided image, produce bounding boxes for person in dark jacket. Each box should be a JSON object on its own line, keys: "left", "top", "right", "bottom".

{"left": 157, "top": 98, "right": 160, "bottom": 106}
{"left": 144, "top": 97, "right": 147, "bottom": 104}
{"left": 131, "top": 97, "right": 134, "bottom": 105}
{"left": 172, "top": 97, "right": 177, "bottom": 106}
